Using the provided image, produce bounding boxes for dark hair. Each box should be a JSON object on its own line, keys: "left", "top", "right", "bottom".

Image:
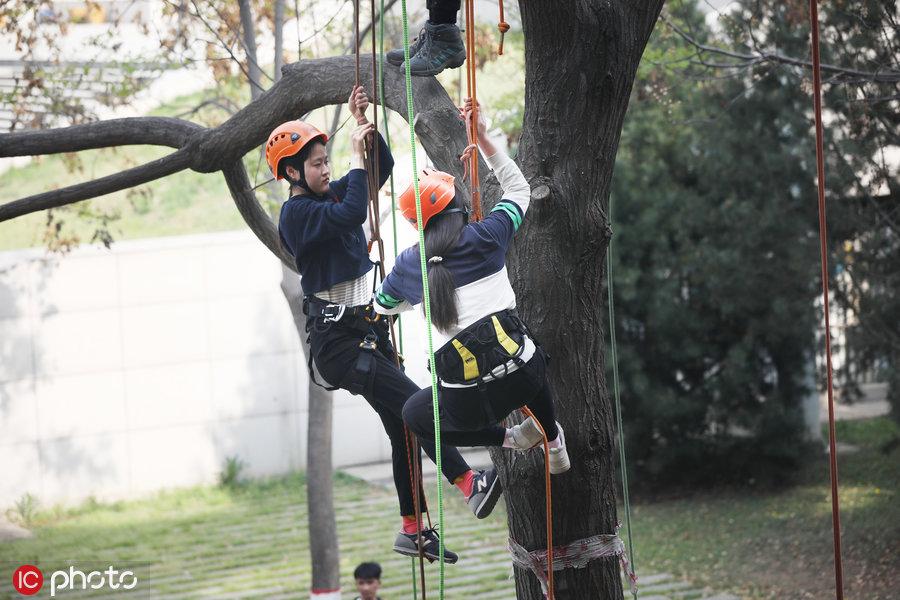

{"left": 354, "top": 562, "right": 382, "bottom": 580}
{"left": 424, "top": 195, "right": 466, "bottom": 331}
{"left": 278, "top": 139, "right": 326, "bottom": 192}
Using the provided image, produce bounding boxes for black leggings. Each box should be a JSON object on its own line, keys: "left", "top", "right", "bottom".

{"left": 403, "top": 348, "right": 559, "bottom": 448}
{"left": 427, "top": 0, "right": 459, "bottom": 24}
{"left": 309, "top": 316, "right": 470, "bottom": 516}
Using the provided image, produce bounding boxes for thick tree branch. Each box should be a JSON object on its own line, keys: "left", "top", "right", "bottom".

{"left": 0, "top": 55, "right": 489, "bottom": 264}
{"left": 221, "top": 160, "right": 294, "bottom": 268}
{"left": 0, "top": 117, "right": 203, "bottom": 157}
{"left": 0, "top": 148, "right": 192, "bottom": 221}
{"left": 662, "top": 14, "right": 900, "bottom": 84}
{"left": 196, "top": 54, "right": 483, "bottom": 188}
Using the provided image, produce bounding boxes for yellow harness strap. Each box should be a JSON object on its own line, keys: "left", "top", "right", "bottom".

{"left": 492, "top": 315, "right": 521, "bottom": 356}
{"left": 451, "top": 339, "right": 480, "bottom": 381}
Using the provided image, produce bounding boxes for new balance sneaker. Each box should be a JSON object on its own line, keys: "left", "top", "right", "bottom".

{"left": 507, "top": 416, "right": 544, "bottom": 450}
{"left": 386, "top": 25, "right": 426, "bottom": 66}
{"left": 393, "top": 528, "right": 459, "bottom": 564}
{"left": 549, "top": 423, "right": 571, "bottom": 475}
{"left": 405, "top": 21, "right": 466, "bottom": 76}
{"left": 467, "top": 468, "right": 503, "bottom": 519}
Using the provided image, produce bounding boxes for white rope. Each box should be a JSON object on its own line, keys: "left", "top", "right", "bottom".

{"left": 508, "top": 529, "right": 637, "bottom": 597}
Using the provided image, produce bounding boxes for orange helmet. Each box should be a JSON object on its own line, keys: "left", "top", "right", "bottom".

{"left": 399, "top": 169, "right": 464, "bottom": 229}
{"left": 265, "top": 120, "right": 328, "bottom": 180}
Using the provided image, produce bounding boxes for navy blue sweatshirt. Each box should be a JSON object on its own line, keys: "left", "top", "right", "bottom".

{"left": 278, "top": 133, "right": 394, "bottom": 296}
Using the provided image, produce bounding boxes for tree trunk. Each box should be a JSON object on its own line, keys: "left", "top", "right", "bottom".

{"left": 495, "top": 2, "right": 665, "bottom": 598}
{"left": 279, "top": 266, "right": 342, "bottom": 598}
{"left": 243, "top": 1, "right": 341, "bottom": 594}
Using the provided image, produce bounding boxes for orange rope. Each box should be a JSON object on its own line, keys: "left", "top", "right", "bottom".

{"left": 497, "top": 0, "right": 509, "bottom": 55}
{"left": 521, "top": 407, "right": 554, "bottom": 599}
{"left": 807, "top": 0, "right": 844, "bottom": 598}
{"left": 463, "top": 0, "right": 482, "bottom": 221}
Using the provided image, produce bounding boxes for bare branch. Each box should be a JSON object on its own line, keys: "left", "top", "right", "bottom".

{"left": 661, "top": 14, "right": 900, "bottom": 84}
{"left": 222, "top": 159, "right": 294, "bottom": 268}
{"left": 0, "top": 117, "right": 202, "bottom": 157}
{"left": 0, "top": 148, "right": 192, "bottom": 221}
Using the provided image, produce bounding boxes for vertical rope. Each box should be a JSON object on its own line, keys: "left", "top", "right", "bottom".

{"left": 521, "top": 407, "right": 554, "bottom": 600}
{"left": 463, "top": 0, "right": 482, "bottom": 221}
{"left": 362, "top": 2, "right": 428, "bottom": 595}
{"left": 378, "top": 0, "right": 404, "bottom": 354}
{"left": 401, "top": 1, "right": 445, "bottom": 596}
{"left": 807, "top": 1, "right": 844, "bottom": 597}
{"left": 497, "top": 0, "right": 509, "bottom": 55}
{"left": 606, "top": 196, "right": 638, "bottom": 599}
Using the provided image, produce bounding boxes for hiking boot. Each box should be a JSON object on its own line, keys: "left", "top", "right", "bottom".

{"left": 549, "top": 423, "right": 571, "bottom": 475}
{"left": 467, "top": 468, "right": 503, "bottom": 519}
{"left": 507, "top": 416, "right": 544, "bottom": 450}
{"left": 406, "top": 21, "right": 466, "bottom": 76}
{"left": 393, "top": 528, "right": 459, "bottom": 564}
{"left": 386, "top": 25, "right": 426, "bottom": 66}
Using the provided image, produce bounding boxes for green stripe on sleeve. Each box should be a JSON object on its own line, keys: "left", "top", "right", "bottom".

{"left": 491, "top": 201, "right": 523, "bottom": 231}
{"left": 376, "top": 290, "right": 402, "bottom": 308}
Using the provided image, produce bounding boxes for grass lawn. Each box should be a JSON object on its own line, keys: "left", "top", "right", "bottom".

{"left": 630, "top": 417, "right": 900, "bottom": 599}
{"left": 1, "top": 417, "right": 896, "bottom": 599}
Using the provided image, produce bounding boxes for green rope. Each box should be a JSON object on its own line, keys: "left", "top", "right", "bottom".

{"left": 606, "top": 195, "right": 638, "bottom": 599}
{"left": 377, "top": 3, "right": 414, "bottom": 594}
{"left": 401, "top": 0, "right": 445, "bottom": 596}
{"left": 378, "top": 0, "right": 403, "bottom": 355}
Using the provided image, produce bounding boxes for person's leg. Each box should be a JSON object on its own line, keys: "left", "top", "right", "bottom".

{"left": 385, "top": 0, "right": 465, "bottom": 75}
{"left": 403, "top": 386, "right": 506, "bottom": 448}
{"left": 366, "top": 336, "right": 472, "bottom": 483}
{"left": 427, "top": 0, "right": 460, "bottom": 24}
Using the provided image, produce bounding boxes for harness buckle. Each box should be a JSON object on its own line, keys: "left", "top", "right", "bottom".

{"left": 364, "top": 305, "right": 381, "bottom": 323}
{"left": 359, "top": 333, "right": 378, "bottom": 352}
{"left": 321, "top": 304, "right": 345, "bottom": 323}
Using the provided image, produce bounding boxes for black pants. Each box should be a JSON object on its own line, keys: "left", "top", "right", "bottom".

{"left": 403, "top": 348, "right": 559, "bottom": 448}
{"left": 309, "top": 316, "right": 470, "bottom": 516}
{"left": 427, "top": 0, "right": 459, "bottom": 24}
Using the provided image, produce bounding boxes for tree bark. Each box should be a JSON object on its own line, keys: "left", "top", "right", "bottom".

{"left": 494, "top": 2, "right": 665, "bottom": 598}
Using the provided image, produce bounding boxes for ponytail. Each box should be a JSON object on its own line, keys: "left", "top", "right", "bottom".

{"left": 423, "top": 196, "right": 466, "bottom": 331}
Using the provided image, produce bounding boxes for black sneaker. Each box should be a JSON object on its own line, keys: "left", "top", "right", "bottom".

{"left": 467, "top": 468, "right": 503, "bottom": 519}
{"left": 386, "top": 25, "right": 426, "bottom": 66}
{"left": 406, "top": 21, "right": 466, "bottom": 76}
{"left": 393, "top": 528, "right": 459, "bottom": 564}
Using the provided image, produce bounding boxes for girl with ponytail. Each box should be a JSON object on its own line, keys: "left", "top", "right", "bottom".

{"left": 375, "top": 100, "right": 570, "bottom": 506}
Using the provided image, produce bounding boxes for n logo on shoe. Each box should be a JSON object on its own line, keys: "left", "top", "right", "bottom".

{"left": 476, "top": 478, "right": 488, "bottom": 493}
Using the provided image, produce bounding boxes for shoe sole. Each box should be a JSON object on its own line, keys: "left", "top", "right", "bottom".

{"left": 392, "top": 543, "right": 459, "bottom": 564}
{"left": 406, "top": 52, "right": 467, "bottom": 77}
{"left": 472, "top": 473, "right": 503, "bottom": 519}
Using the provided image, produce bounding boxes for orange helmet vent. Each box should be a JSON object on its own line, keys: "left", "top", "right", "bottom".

{"left": 399, "top": 169, "right": 457, "bottom": 229}
{"left": 265, "top": 120, "right": 329, "bottom": 180}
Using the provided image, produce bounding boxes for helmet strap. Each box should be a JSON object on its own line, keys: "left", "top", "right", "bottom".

{"left": 439, "top": 206, "right": 470, "bottom": 224}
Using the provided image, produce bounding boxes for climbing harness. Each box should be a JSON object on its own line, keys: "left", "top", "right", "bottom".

{"left": 432, "top": 309, "right": 531, "bottom": 387}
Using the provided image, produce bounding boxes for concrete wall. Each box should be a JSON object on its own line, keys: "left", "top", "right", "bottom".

{"left": 0, "top": 231, "right": 424, "bottom": 509}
